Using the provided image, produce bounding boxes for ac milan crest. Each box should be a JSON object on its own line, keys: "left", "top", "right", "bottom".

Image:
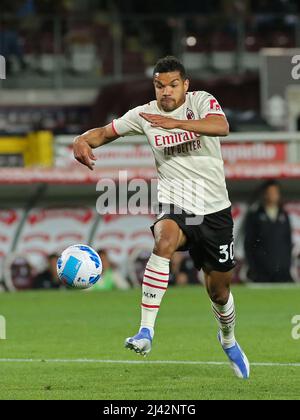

{"left": 186, "top": 108, "right": 195, "bottom": 120}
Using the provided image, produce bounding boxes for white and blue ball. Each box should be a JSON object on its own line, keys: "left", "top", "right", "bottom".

{"left": 57, "top": 245, "right": 102, "bottom": 289}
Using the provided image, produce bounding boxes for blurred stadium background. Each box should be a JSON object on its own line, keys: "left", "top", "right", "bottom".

{"left": 1, "top": 0, "right": 300, "bottom": 291}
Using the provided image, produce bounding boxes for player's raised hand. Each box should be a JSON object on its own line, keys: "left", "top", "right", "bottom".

{"left": 140, "top": 113, "right": 179, "bottom": 129}
{"left": 73, "top": 136, "right": 97, "bottom": 171}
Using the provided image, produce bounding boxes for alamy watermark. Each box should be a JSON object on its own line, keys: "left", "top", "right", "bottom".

{"left": 95, "top": 170, "right": 206, "bottom": 226}
{"left": 291, "top": 55, "right": 300, "bottom": 80}
{"left": 291, "top": 315, "right": 300, "bottom": 340}
{"left": 0, "top": 315, "right": 6, "bottom": 340}
{"left": 0, "top": 55, "right": 6, "bottom": 80}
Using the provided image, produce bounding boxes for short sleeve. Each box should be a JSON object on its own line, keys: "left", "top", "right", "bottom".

{"left": 112, "top": 106, "right": 144, "bottom": 137}
{"left": 195, "top": 92, "right": 226, "bottom": 119}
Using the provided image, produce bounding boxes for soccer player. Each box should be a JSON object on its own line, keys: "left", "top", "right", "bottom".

{"left": 73, "top": 56, "right": 250, "bottom": 379}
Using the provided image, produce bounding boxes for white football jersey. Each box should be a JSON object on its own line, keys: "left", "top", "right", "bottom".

{"left": 113, "top": 91, "right": 231, "bottom": 215}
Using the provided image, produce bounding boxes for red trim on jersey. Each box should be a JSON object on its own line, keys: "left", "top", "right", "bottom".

{"left": 144, "top": 274, "right": 169, "bottom": 284}
{"left": 143, "top": 282, "right": 168, "bottom": 291}
{"left": 145, "top": 268, "right": 169, "bottom": 277}
{"left": 204, "top": 113, "right": 225, "bottom": 118}
{"left": 112, "top": 120, "right": 121, "bottom": 136}
{"left": 142, "top": 303, "right": 160, "bottom": 309}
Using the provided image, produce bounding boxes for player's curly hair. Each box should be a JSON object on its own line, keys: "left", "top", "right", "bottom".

{"left": 153, "top": 56, "right": 187, "bottom": 80}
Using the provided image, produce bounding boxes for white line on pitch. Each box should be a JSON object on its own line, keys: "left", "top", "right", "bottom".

{"left": 0, "top": 359, "right": 300, "bottom": 367}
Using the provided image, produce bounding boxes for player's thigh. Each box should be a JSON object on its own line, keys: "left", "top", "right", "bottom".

{"left": 153, "top": 219, "right": 187, "bottom": 256}
{"left": 202, "top": 234, "right": 235, "bottom": 301}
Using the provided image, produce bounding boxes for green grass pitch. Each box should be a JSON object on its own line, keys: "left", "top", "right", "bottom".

{"left": 0, "top": 285, "right": 300, "bottom": 400}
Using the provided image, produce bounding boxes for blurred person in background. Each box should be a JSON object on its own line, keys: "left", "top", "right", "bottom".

{"left": 244, "top": 180, "right": 293, "bottom": 283}
{"left": 90, "top": 249, "right": 130, "bottom": 291}
{"left": 169, "top": 253, "right": 187, "bottom": 286}
{"left": 169, "top": 253, "right": 200, "bottom": 286}
{"left": 127, "top": 249, "right": 152, "bottom": 287}
{"left": 0, "top": 19, "right": 27, "bottom": 75}
{"left": 4, "top": 255, "right": 34, "bottom": 290}
{"left": 33, "top": 254, "right": 62, "bottom": 289}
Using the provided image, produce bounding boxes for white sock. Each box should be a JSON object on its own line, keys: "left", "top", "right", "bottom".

{"left": 140, "top": 253, "right": 170, "bottom": 337}
{"left": 211, "top": 292, "right": 236, "bottom": 349}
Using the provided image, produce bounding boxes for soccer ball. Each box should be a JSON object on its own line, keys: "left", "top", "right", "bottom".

{"left": 57, "top": 244, "right": 102, "bottom": 289}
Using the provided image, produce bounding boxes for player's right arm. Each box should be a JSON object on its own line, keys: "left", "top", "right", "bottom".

{"left": 74, "top": 106, "right": 144, "bottom": 170}
{"left": 73, "top": 123, "right": 118, "bottom": 170}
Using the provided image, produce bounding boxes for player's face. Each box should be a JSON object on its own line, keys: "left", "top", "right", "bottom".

{"left": 154, "top": 71, "right": 189, "bottom": 112}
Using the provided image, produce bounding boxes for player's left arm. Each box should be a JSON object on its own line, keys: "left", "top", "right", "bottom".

{"left": 140, "top": 113, "right": 229, "bottom": 137}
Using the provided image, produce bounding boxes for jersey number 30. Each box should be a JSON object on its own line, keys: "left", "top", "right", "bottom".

{"left": 219, "top": 243, "right": 234, "bottom": 263}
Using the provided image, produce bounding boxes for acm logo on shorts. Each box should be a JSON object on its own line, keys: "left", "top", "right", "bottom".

{"left": 0, "top": 55, "right": 6, "bottom": 80}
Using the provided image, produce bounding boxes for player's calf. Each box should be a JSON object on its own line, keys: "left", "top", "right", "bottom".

{"left": 205, "top": 271, "right": 236, "bottom": 347}
{"left": 124, "top": 219, "right": 186, "bottom": 356}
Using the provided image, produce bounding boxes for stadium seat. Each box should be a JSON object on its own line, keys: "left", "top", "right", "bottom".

{"left": 182, "top": 52, "right": 208, "bottom": 72}
{"left": 210, "top": 32, "right": 236, "bottom": 72}
{"left": 122, "top": 51, "right": 146, "bottom": 75}
{"left": 69, "top": 44, "right": 97, "bottom": 73}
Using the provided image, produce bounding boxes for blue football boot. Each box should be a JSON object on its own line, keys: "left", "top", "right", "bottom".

{"left": 218, "top": 332, "right": 250, "bottom": 379}
{"left": 125, "top": 328, "right": 153, "bottom": 357}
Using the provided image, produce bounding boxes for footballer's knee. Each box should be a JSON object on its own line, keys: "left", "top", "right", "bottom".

{"left": 205, "top": 272, "right": 231, "bottom": 306}
{"left": 153, "top": 237, "right": 177, "bottom": 259}
{"left": 209, "top": 289, "right": 230, "bottom": 306}
{"left": 153, "top": 220, "right": 182, "bottom": 259}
